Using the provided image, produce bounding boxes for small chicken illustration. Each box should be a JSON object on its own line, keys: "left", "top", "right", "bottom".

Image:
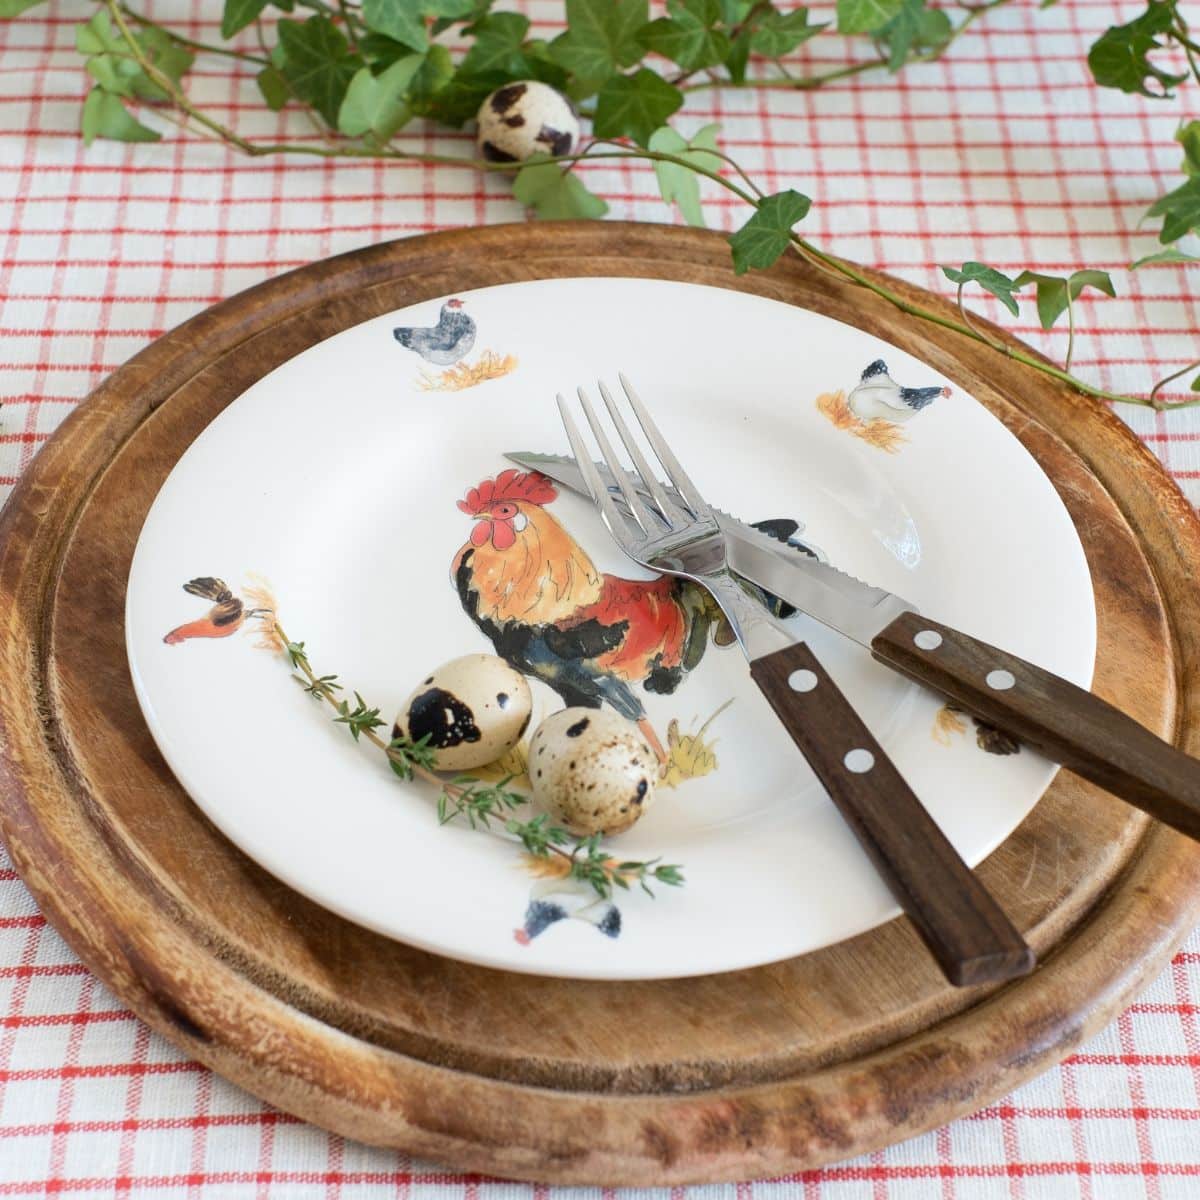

{"left": 162, "top": 577, "right": 272, "bottom": 645}
{"left": 847, "top": 359, "right": 950, "bottom": 424}
{"left": 393, "top": 298, "right": 476, "bottom": 366}
{"left": 514, "top": 880, "right": 621, "bottom": 944}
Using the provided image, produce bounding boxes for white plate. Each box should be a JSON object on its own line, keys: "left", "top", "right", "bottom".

{"left": 126, "top": 276, "right": 1095, "bottom": 980}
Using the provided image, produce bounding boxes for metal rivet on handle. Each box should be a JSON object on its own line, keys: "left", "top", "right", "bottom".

{"left": 788, "top": 669, "right": 818, "bottom": 692}
{"left": 986, "top": 669, "right": 1016, "bottom": 690}
{"left": 844, "top": 748, "right": 875, "bottom": 773}
{"left": 914, "top": 630, "right": 943, "bottom": 651}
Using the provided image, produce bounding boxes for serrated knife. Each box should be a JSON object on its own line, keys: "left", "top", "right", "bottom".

{"left": 507, "top": 449, "right": 1200, "bottom": 841}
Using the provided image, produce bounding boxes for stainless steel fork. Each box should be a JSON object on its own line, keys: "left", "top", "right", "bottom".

{"left": 558, "top": 375, "right": 1034, "bottom": 988}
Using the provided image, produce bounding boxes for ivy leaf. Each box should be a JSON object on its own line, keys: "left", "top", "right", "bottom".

{"left": 512, "top": 156, "right": 609, "bottom": 219}
{"left": 338, "top": 54, "right": 424, "bottom": 139}
{"left": 649, "top": 122, "right": 721, "bottom": 227}
{"left": 749, "top": 7, "right": 827, "bottom": 56}
{"left": 1012, "top": 269, "right": 1115, "bottom": 330}
{"left": 1087, "top": 0, "right": 1186, "bottom": 98}
{"left": 277, "top": 15, "right": 363, "bottom": 127}
{"left": 76, "top": 10, "right": 126, "bottom": 55}
{"left": 362, "top": 0, "right": 428, "bottom": 51}
{"left": 424, "top": 69, "right": 510, "bottom": 125}
{"left": 594, "top": 68, "right": 684, "bottom": 147}
{"left": 404, "top": 42, "right": 454, "bottom": 110}
{"left": 548, "top": 0, "right": 648, "bottom": 95}
{"left": 1146, "top": 176, "right": 1200, "bottom": 244}
{"left": 877, "top": 0, "right": 951, "bottom": 70}
{"left": 941, "top": 262, "right": 1021, "bottom": 315}
{"left": 221, "top": 0, "right": 269, "bottom": 38}
{"left": 729, "top": 189, "right": 812, "bottom": 274}
{"left": 458, "top": 11, "right": 531, "bottom": 75}
{"left": 77, "top": 12, "right": 192, "bottom": 103}
{"left": 80, "top": 87, "right": 160, "bottom": 146}
{"left": 639, "top": 0, "right": 730, "bottom": 71}
{"left": 837, "top": 0, "right": 902, "bottom": 36}
{"left": 1178, "top": 119, "right": 1200, "bottom": 176}
{"left": 1129, "top": 247, "right": 1200, "bottom": 267}
{"left": 0, "top": 0, "right": 47, "bottom": 15}
{"left": 257, "top": 64, "right": 291, "bottom": 109}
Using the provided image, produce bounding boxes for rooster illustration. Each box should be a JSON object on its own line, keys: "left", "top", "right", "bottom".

{"left": 393, "top": 298, "right": 476, "bottom": 366}
{"left": 163, "top": 577, "right": 272, "bottom": 645}
{"left": 451, "top": 470, "right": 726, "bottom": 760}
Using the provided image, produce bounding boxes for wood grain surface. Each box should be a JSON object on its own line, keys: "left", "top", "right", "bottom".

{"left": 750, "top": 641, "right": 1034, "bottom": 988}
{"left": 1, "top": 223, "right": 1199, "bottom": 1184}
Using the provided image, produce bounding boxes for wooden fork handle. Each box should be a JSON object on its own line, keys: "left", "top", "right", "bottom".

{"left": 872, "top": 610, "right": 1200, "bottom": 839}
{"left": 749, "top": 641, "right": 1035, "bottom": 989}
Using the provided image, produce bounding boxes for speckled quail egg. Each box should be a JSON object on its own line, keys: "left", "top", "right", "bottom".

{"left": 475, "top": 80, "right": 580, "bottom": 163}
{"left": 394, "top": 655, "right": 532, "bottom": 772}
{"left": 528, "top": 708, "right": 657, "bottom": 837}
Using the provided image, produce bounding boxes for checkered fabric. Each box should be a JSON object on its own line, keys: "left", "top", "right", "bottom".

{"left": 2, "top": 0, "right": 1199, "bottom": 1194}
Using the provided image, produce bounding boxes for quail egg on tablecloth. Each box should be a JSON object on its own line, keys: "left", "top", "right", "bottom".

{"left": 394, "top": 654, "right": 532, "bottom": 772}
{"left": 529, "top": 707, "right": 657, "bottom": 837}
{"left": 475, "top": 81, "right": 580, "bottom": 163}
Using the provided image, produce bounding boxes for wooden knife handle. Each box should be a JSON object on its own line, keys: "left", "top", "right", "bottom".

{"left": 872, "top": 610, "right": 1200, "bottom": 838}
{"left": 749, "top": 641, "right": 1035, "bottom": 988}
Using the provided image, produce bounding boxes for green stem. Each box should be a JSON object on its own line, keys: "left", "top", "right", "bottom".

{"left": 1064, "top": 293, "right": 1075, "bottom": 374}
{"left": 1148, "top": 359, "right": 1200, "bottom": 410}
{"left": 120, "top": 3, "right": 271, "bottom": 66}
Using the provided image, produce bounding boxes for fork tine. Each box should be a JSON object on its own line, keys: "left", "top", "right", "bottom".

{"left": 577, "top": 386, "right": 664, "bottom": 536}
{"left": 597, "top": 380, "right": 691, "bottom": 528}
{"left": 618, "top": 372, "right": 709, "bottom": 516}
{"left": 556, "top": 394, "right": 630, "bottom": 541}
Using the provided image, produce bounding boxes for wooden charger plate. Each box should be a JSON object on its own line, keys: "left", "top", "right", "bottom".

{"left": 2, "top": 223, "right": 1200, "bottom": 1184}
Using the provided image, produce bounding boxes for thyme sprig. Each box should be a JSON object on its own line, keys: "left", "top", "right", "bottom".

{"left": 275, "top": 621, "right": 683, "bottom": 900}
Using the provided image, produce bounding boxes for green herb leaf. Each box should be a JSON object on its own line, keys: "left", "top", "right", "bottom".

{"left": 941, "top": 261, "right": 1021, "bottom": 315}
{"left": 548, "top": 0, "right": 648, "bottom": 95}
{"left": 362, "top": 0, "right": 428, "bottom": 51}
{"left": 458, "top": 11, "right": 531, "bottom": 75}
{"left": 257, "top": 64, "right": 291, "bottom": 109}
{"left": 1012, "top": 268, "right": 1115, "bottom": 329}
{"left": 594, "top": 68, "right": 684, "bottom": 147}
{"left": 837, "top": 0, "right": 902, "bottom": 36}
{"left": 221, "top": 0, "right": 269, "bottom": 38}
{"left": 337, "top": 53, "right": 423, "bottom": 139}
{"left": 405, "top": 42, "right": 454, "bottom": 107}
{"left": 80, "top": 87, "right": 160, "bottom": 146}
{"left": 1087, "top": 0, "right": 1187, "bottom": 98}
{"left": 1146, "top": 176, "right": 1200, "bottom": 244}
{"left": 729, "top": 188, "right": 811, "bottom": 273}
{"left": 512, "top": 156, "right": 610, "bottom": 219}
{"left": 648, "top": 122, "right": 721, "bottom": 227}
{"left": 877, "top": 0, "right": 951, "bottom": 70}
{"left": 638, "top": 0, "right": 730, "bottom": 71}
{"left": 76, "top": 10, "right": 126, "bottom": 56}
{"left": 1130, "top": 247, "right": 1200, "bottom": 268}
{"left": 277, "top": 14, "right": 363, "bottom": 127}
{"left": 749, "top": 6, "right": 827, "bottom": 56}
{"left": 0, "top": 0, "right": 47, "bottom": 16}
{"left": 1178, "top": 119, "right": 1200, "bottom": 177}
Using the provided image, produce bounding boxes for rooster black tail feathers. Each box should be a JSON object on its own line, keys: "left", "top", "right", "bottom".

{"left": 182, "top": 577, "right": 233, "bottom": 603}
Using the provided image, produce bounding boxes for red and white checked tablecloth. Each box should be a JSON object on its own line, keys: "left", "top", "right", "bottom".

{"left": 3, "top": 0, "right": 1200, "bottom": 1194}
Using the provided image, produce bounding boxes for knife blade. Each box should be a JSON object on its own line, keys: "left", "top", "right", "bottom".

{"left": 505, "top": 449, "right": 915, "bottom": 647}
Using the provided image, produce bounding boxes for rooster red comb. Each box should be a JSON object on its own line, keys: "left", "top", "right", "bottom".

{"left": 457, "top": 469, "right": 557, "bottom": 514}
